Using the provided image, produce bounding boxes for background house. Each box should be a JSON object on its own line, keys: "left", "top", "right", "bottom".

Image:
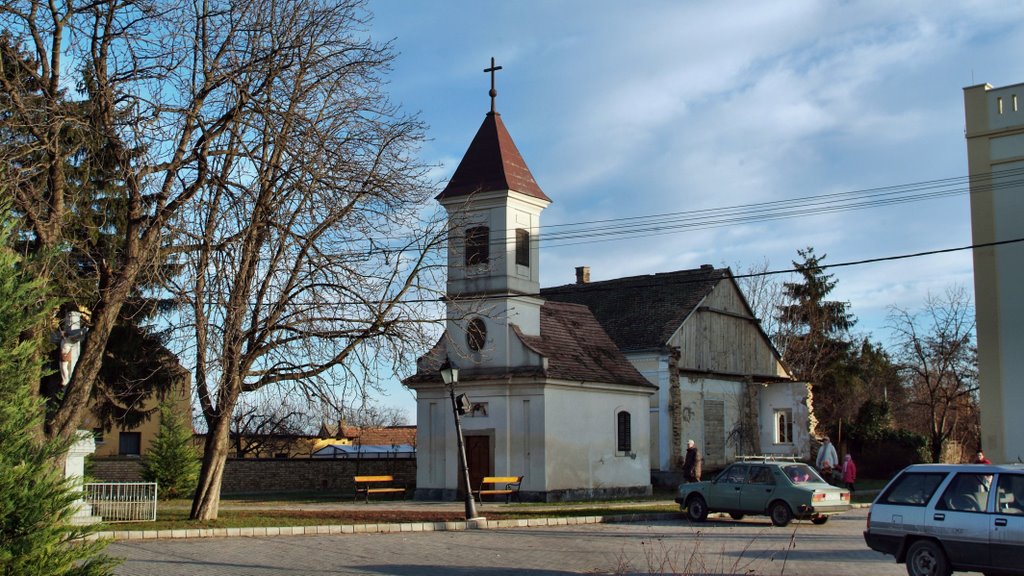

{"left": 85, "top": 361, "right": 192, "bottom": 458}
{"left": 544, "top": 265, "right": 810, "bottom": 484}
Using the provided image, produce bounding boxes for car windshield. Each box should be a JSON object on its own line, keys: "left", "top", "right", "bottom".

{"left": 783, "top": 464, "right": 823, "bottom": 484}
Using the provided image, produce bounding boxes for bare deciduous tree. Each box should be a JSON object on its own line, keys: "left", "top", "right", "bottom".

{"left": 735, "top": 257, "right": 785, "bottom": 344}
{"left": 1, "top": 0, "right": 275, "bottom": 444}
{"left": 160, "top": 0, "right": 445, "bottom": 519}
{"left": 888, "top": 285, "right": 979, "bottom": 463}
{"left": 229, "top": 397, "right": 311, "bottom": 459}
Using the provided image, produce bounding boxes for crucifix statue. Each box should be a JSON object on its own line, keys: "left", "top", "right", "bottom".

{"left": 51, "top": 310, "right": 89, "bottom": 387}
{"left": 484, "top": 57, "right": 502, "bottom": 113}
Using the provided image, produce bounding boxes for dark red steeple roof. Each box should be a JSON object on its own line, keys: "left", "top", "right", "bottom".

{"left": 436, "top": 112, "right": 550, "bottom": 202}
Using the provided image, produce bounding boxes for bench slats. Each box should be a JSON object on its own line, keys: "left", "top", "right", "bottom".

{"left": 354, "top": 475, "right": 405, "bottom": 502}
{"left": 354, "top": 475, "right": 395, "bottom": 482}
{"left": 474, "top": 475, "right": 523, "bottom": 503}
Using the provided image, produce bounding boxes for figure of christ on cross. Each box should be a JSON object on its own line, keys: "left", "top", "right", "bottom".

{"left": 485, "top": 57, "right": 502, "bottom": 113}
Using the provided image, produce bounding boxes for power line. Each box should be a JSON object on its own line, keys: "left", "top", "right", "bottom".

{"left": 337, "top": 167, "right": 1024, "bottom": 255}
{"left": 389, "top": 237, "right": 1024, "bottom": 305}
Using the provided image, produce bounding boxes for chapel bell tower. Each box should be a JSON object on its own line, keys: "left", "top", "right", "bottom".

{"left": 436, "top": 58, "right": 551, "bottom": 369}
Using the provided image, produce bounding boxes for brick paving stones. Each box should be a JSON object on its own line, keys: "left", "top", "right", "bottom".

{"left": 107, "top": 508, "right": 985, "bottom": 575}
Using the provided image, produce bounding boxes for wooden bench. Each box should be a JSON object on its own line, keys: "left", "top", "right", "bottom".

{"left": 353, "top": 475, "right": 405, "bottom": 502}
{"left": 474, "top": 476, "right": 523, "bottom": 503}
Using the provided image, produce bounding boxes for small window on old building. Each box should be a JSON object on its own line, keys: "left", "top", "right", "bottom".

{"left": 467, "top": 318, "right": 487, "bottom": 351}
{"left": 775, "top": 409, "right": 793, "bottom": 444}
{"left": 515, "top": 228, "right": 530, "bottom": 267}
{"left": 465, "top": 226, "right": 489, "bottom": 266}
{"left": 93, "top": 427, "right": 105, "bottom": 444}
{"left": 119, "top": 432, "right": 141, "bottom": 456}
{"left": 616, "top": 411, "right": 632, "bottom": 452}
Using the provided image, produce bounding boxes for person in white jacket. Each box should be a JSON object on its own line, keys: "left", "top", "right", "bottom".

{"left": 815, "top": 436, "right": 839, "bottom": 475}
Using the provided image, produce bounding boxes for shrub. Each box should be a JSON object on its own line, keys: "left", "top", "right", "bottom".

{"left": 142, "top": 403, "right": 200, "bottom": 499}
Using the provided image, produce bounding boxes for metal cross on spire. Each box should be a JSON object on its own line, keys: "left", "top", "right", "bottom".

{"left": 484, "top": 57, "right": 502, "bottom": 114}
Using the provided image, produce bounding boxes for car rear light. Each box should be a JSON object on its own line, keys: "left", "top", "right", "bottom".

{"left": 841, "top": 492, "right": 851, "bottom": 501}
{"left": 813, "top": 492, "right": 826, "bottom": 502}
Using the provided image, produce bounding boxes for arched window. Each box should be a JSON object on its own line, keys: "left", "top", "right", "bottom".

{"left": 616, "top": 411, "right": 632, "bottom": 452}
{"left": 465, "top": 226, "right": 489, "bottom": 266}
{"left": 775, "top": 409, "right": 793, "bottom": 444}
{"left": 515, "top": 228, "right": 530, "bottom": 267}
{"left": 467, "top": 318, "right": 487, "bottom": 351}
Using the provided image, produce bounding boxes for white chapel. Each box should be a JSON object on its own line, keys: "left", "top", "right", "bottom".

{"left": 403, "top": 65, "right": 656, "bottom": 502}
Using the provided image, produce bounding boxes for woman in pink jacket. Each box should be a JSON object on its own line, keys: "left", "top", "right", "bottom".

{"left": 841, "top": 454, "right": 857, "bottom": 493}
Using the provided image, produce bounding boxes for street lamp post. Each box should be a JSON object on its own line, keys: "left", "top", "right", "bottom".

{"left": 439, "top": 357, "right": 480, "bottom": 521}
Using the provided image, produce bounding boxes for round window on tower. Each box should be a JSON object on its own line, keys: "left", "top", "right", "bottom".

{"left": 467, "top": 318, "right": 487, "bottom": 351}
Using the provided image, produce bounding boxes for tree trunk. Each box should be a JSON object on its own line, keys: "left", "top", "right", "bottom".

{"left": 191, "top": 412, "right": 234, "bottom": 520}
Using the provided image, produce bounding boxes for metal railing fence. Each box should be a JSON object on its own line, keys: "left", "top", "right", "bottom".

{"left": 83, "top": 482, "right": 158, "bottom": 523}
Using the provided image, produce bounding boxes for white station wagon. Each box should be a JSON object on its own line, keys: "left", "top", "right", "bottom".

{"left": 864, "top": 463, "right": 1024, "bottom": 576}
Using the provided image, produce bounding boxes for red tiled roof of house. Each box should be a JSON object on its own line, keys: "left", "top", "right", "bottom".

{"left": 320, "top": 423, "right": 416, "bottom": 446}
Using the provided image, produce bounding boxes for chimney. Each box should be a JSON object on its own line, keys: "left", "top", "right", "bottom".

{"left": 575, "top": 266, "right": 590, "bottom": 284}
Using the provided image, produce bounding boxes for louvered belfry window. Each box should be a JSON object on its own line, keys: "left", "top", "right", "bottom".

{"left": 465, "top": 226, "right": 489, "bottom": 266}
{"left": 515, "top": 228, "right": 530, "bottom": 267}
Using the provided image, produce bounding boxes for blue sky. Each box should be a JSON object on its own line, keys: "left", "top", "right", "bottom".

{"left": 367, "top": 0, "right": 1024, "bottom": 422}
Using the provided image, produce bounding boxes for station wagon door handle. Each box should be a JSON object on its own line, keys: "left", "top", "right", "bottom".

{"left": 995, "top": 518, "right": 1008, "bottom": 527}
{"left": 933, "top": 513, "right": 945, "bottom": 521}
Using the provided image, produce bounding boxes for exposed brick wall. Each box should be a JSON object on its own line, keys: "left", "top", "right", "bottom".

{"left": 88, "top": 457, "right": 416, "bottom": 495}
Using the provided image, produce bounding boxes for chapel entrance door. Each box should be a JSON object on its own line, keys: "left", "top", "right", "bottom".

{"left": 462, "top": 435, "right": 492, "bottom": 497}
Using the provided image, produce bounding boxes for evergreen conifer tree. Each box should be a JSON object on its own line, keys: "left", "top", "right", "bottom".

{"left": 0, "top": 211, "right": 117, "bottom": 576}
{"left": 142, "top": 403, "right": 200, "bottom": 500}
{"left": 775, "top": 247, "right": 856, "bottom": 438}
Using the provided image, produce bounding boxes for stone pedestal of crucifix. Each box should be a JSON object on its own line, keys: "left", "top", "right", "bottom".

{"left": 66, "top": 431, "right": 101, "bottom": 525}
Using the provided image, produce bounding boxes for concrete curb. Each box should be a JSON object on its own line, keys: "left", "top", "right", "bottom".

{"left": 87, "top": 512, "right": 685, "bottom": 542}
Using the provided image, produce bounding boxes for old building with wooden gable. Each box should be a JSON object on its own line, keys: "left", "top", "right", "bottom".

{"left": 543, "top": 266, "right": 811, "bottom": 484}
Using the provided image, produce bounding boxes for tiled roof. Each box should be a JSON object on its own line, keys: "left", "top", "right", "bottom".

{"left": 519, "top": 301, "right": 654, "bottom": 388}
{"left": 541, "top": 266, "right": 731, "bottom": 352}
{"left": 318, "top": 424, "right": 417, "bottom": 446}
{"left": 404, "top": 302, "right": 653, "bottom": 389}
{"left": 436, "top": 112, "right": 550, "bottom": 202}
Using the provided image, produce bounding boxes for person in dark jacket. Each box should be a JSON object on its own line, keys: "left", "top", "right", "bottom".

{"left": 683, "top": 439, "right": 703, "bottom": 482}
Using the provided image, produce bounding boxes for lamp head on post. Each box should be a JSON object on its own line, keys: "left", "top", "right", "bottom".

{"left": 439, "top": 357, "right": 459, "bottom": 387}
{"left": 438, "top": 355, "right": 481, "bottom": 521}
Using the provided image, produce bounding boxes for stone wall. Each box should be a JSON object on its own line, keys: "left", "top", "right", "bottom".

{"left": 89, "top": 457, "right": 416, "bottom": 495}
{"left": 90, "top": 457, "right": 145, "bottom": 482}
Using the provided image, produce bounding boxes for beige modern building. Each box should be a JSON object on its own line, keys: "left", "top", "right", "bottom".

{"left": 964, "top": 81, "right": 1024, "bottom": 464}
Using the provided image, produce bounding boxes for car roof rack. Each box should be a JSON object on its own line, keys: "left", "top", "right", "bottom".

{"left": 736, "top": 454, "right": 802, "bottom": 463}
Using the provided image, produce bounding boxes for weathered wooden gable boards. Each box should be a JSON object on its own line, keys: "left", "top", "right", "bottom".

{"left": 669, "top": 279, "right": 784, "bottom": 378}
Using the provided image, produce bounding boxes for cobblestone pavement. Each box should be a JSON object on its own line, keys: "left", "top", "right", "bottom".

{"left": 108, "top": 508, "right": 981, "bottom": 575}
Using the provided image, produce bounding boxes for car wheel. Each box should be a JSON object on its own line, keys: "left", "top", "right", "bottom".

{"left": 686, "top": 495, "right": 709, "bottom": 522}
{"left": 906, "top": 540, "right": 951, "bottom": 576}
{"left": 769, "top": 501, "right": 793, "bottom": 527}
{"left": 729, "top": 512, "right": 745, "bottom": 520}
{"left": 811, "top": 515, "right": 829, "bottom": 525}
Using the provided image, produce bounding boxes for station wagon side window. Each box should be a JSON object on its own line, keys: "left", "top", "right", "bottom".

{"left": 936, "top": 473, "right": 992, "bottom": 513}
{"left": 996, "top": 473, "right": 1024, "bottom": 515}
{"left": 878, "top": 472, "right": 947, "bottom": 506}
